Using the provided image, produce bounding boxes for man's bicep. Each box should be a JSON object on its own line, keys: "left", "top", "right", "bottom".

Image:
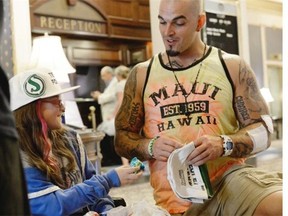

{"left": 116, "top": 97, "right": 144, "bottom": 133}
{"left": 115, "top": 67, "right": 145, "bottom": 133}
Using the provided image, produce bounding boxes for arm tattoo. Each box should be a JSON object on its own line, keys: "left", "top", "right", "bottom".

{"left": 129, "top": 102, "right": 141, "bottom": 127}
{"left": 235, "top": 96, "right": 249, "bottom": 121}
{"left": 236, "top": 60, "right": 264, "bottom": 127}
{"left": 233, "top": 141, "right": 253, "bottom": 157}
{"left": 127, "top": 68, "right": 144, "bottom": 131}
{"left": 238, "top": 60, "right": 262, "bottom": 108}
{"left": 115, "top": 66, "right": 146, "bottom": 159}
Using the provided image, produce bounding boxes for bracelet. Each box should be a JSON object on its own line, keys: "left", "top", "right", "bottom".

{"left": 148, "top": 136, "right": 160, "bottom": 158}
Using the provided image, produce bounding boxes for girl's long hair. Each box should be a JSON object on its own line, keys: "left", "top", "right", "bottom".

{"left": 14, "top": 101, "right": 77, "bottom": 188}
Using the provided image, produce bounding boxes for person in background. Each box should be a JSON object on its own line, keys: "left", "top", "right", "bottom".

{"left": 114, "top": 0, "right": 282, "bottom": 215}
{"left": 91, "top": 66, "right": 118, "bottom": 123}
{"left": 0, "top": 1, "right": 30, "bottom": 214}
{"left": 10, "top": 68, "right": 142, "bottom": 216}
{"left": 113, "top": 65, "right": 131, "bottom": 165}
{"left": 91, "top": 66, "right": 122, "bottom": 166}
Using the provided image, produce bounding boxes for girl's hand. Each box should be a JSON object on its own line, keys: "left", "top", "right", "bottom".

{"left": 115, "top": 165, "right": 143, "bottom": 185}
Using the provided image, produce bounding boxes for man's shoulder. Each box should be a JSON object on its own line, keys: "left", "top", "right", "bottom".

{"left": 131, "top": 56, "right": 161, "bottom": 79}
{"left": 219, "top": 49, "right": 240, "bottom": 60}
{"left": 135, "top": 57, "right": 156, "bottom": 69}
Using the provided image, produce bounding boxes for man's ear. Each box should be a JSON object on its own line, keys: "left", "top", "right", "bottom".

{"left": 196, "top": 13, "right": 206, "bottom": 32}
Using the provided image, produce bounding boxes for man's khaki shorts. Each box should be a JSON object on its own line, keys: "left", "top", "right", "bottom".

{"left": 172, "top": 165, "right": 282, "bottom": 216}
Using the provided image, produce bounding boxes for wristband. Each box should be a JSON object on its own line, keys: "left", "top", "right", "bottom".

{"left": 148, "top": 136, "right": 160, "bottom": 158}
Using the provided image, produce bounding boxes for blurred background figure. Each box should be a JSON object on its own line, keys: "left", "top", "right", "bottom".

{"left": 91, "top": 66, "right": 117, "bottom": 122}
{"left": 91, "top": 66, "right": 122, "bottom": 166}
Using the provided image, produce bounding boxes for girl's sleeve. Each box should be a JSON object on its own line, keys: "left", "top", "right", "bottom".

{"left": 26, "top": 167, "right": 121, "bottom": 215}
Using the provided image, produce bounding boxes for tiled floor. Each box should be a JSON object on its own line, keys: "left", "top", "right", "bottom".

{"left": 106, "top": 139, "right": 283, "bottom": 207}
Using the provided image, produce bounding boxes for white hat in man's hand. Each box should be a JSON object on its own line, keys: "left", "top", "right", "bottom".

{"left": 167, "top": 142, "right": 212, "bottom": 203}
{"left": 9, "top": 68, "right": 80, "bottom": 111}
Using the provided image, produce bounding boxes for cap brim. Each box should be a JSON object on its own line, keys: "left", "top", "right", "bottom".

{"left": 40, "top": 85, "right": 80, "bottom": 99}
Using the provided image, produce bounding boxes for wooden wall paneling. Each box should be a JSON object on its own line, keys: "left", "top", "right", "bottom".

{"left": 30, "top": 0, "right": 151, "bottom": 41}
{"left": 107, "top": 0, "right": 150, "bottom": 23}
{"left": 109, "top": 20, "right": 151, "bottom": 41}
{"left": 127, "top": 48, "right": 146, "bottom": 66}
{"left": 62, "top": 38, "right": 126, "bottom": 66}
{"left": 108, "top": 0, "right": 151, "bottom": 40}
{"left": 126, "top": 41, "right": 153, "bottom": 66}
{"left": 72, "top": 48, "right": 122, "bottom": 65}
{"left": 138, "top": 0, "right": 151, "bottom": 23}
{"left": 108, "top": 0, "right": 134, "bottom": 21}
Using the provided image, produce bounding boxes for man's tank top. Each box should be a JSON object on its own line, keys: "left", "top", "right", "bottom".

{"left": 142, "top": 46, "right": 245, "bottom": 213}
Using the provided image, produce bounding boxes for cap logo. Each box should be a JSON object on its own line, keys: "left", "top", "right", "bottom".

{"left": 24, "top": 74, "right": 46, "bottom": 97}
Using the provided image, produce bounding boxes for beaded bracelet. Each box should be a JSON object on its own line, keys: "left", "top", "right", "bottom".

{"left": 148, "top": 135, "right": 160, "bottom": 158}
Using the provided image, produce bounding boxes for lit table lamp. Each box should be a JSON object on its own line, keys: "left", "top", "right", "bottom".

{"left": 28, "top": 33, "right": 75, "bottom": 82}
{"left": 27, "top": 33, "right": 84, "bottom": 127}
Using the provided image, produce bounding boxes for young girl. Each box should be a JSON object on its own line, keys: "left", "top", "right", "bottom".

{"left": 10, "top": 68, "right": 142, "bottom": 215}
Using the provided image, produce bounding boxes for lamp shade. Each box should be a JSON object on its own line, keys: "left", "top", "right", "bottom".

{"left": 28, "top": 33, "right": 75, "bottom": 82}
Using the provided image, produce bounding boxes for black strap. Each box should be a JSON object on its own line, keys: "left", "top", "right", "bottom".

{"left": 141, "top": 56, "right": 155, "bottom": 101}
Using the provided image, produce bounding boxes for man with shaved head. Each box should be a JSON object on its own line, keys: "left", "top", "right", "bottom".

{"left": 115, "top": 0, "right": 282, "bottom": 215}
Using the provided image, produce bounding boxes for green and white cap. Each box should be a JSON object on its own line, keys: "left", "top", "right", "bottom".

{"left": 9, "top": 68, "right": 80, "bottom": 111}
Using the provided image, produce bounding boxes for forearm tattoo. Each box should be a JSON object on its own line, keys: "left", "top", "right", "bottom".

{"left": 233, "top": 140, "right": 253, "bottom": 157}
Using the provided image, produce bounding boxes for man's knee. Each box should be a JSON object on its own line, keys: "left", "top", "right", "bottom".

{"left": 253, "top": 191, "right": 282, "bottom": 216}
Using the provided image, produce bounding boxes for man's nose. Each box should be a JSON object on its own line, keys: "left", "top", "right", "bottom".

{"left": 164, "top": 23, "right": 175, "bottom": 36}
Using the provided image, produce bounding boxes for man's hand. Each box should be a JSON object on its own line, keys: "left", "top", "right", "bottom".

{"left": 186, "top": 135, "right": 223, "bottom": 166}
{"left": 152, "top": 137, "right": 183, "bottom": 161}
